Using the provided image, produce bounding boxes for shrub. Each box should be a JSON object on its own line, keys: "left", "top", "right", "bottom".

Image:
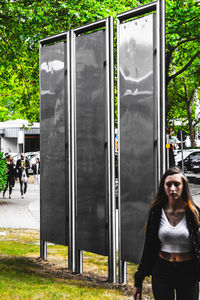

{"left": 0, "top": 152, "right": 7, "bottom": 192}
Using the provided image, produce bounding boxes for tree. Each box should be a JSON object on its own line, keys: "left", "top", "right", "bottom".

{"left": 0, "top": 0, "right": 199, "bottom": 130}
{"left": 0, "top": 0, "right": 141, "bottom": 122}
{"left": 168, "top": 80, "right": 200, "bottom": 147}
{"left": 165, "top": 0, "right": 200, "bottom": 140}
{"left": 0, "top": 152, "right": 7, "bottom": 192}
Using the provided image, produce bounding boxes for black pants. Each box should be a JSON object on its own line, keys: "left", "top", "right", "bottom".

{"left": 152, "top": 257, "right": 199, "bottom": 300}
{"left": 19, "top": 178, "right": 27, "bottom": 195}
{"left": 3, "top": 179, "right": 12, "bottom": 196}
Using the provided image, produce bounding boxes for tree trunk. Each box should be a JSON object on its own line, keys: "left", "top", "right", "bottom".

{"left": 187, "top": 107, "right": 196, "bottom": 147}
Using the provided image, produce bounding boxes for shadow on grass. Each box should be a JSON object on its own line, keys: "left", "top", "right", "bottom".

{"left": 0, "top": 255, "right": 133, "bottom": 296}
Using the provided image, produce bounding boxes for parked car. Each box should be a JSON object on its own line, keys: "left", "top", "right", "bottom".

{"left": 191, "top": 154, "right": 200, "bottom": 173}
{"left": 176, "top": 150, "right": 200, "bottom": 172}
{"left": 174, "top": 149, "right": 199, "bottom": 164}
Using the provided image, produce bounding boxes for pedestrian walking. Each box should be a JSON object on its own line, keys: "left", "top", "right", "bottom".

{"left": 3, "top": 155, "right": 15, "bottom": 199}
{"left": 16, "top": 153, "right": 30, "bottom": 198}
{"left": 32, "top": 158, "right": 40, "bottom": 185}
{"left": 11, "top": 156, "right": 16, "bottom": 188}
{"left": 133, "top": 167, "right": 200, "bottom": 300}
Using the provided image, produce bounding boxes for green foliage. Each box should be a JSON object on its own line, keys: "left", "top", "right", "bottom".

{"left": 0, "top": 0, "right": 199, "bottom": 130}
{"left": 165, "top": 0, "right": 200, "bottom": 136}
{"left": 0, "top": 0, "right": 140, "bottom": 123}
{"left": 166, "top": 0, "right": 200, "bottom": 78}
{"left": 168, "top": 65, "right": 200, "bottom": 126}
{"left": 0, "top": 153, "right": 7, "bottom": 192}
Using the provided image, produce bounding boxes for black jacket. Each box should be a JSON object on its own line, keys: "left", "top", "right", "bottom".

{"left": 6, "top": 161, "right": 15, "bottom": 185}
{"left": 32, "top": 163, "right": 40, "bottom": 175}
{"left": 16, "top": 159, "right": 30, "bottom": 177}
{"left": 134, "top": 203, "right": 200, "bottom": 287}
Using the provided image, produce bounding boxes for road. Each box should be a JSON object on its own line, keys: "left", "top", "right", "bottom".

{"left": 189, "top": 183, "right": 200, "bottom": 206}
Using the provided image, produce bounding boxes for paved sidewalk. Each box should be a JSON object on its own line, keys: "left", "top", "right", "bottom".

{"left": 0, "top": 182, "right": 199, "bottom": 230}
{"left": 0, "top": 182, "right": 39, "bottom": 229}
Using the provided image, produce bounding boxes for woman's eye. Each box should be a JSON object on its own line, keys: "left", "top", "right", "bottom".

{"left": 166, "top": 182, "right": 180, "bottom": 187}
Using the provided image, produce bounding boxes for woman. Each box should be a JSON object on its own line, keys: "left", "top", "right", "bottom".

{"left": 133, "top": 167, "right": 200, "bottom": 300}
{"left": 3, "top": 155, "right": 15, "bottom": 199}
{"left": 32, "top": 158, "right": 40, "bottom": 185}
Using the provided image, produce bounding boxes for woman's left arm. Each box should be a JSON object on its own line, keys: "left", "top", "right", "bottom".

{"left": 134, "top": 207, "right": 161, "bottom": 287}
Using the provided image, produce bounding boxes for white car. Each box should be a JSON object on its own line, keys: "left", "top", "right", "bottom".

{"left": 25, "top": 152, "right": 40, "bottom": 174}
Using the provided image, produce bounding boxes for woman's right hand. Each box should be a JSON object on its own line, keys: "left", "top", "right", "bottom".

{"left": 133, "top": 286, "right": 142, "bottom": 300}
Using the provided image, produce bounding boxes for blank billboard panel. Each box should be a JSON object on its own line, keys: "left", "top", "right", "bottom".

{"left": 75, "top": 30, "right": 109, "bottom": 256}
{"left": 40, "top": 42, "right": 69, "bottom": 245}
{"left": 119, "top": 14, "right": 156, "bottom": 262}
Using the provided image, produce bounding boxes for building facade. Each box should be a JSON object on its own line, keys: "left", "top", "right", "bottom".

{"left": 0, "top": 119, "right": 40, "bottom": 154}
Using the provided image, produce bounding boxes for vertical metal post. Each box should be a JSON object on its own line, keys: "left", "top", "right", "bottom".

{"left": 117, "top": 17, "right": 127, "bottom": 285}
{"left": 40, "top": 240, "right": 47, "bottom": 259}
{"left": 39, "top": 43, "right": 47, "bottom": 261}
{"left": 106, "top": 17, "right": 116, "bottom": 284}
{"left": 71, "top": 29, "right": 83, "bottom": 274}
{"left": 159, "top": 0, "right": 166, "bottom": 175}
{"left": 70, "top": 31, "right": 77, "bottom": 273}
{"left": 156, "top": 2, "right": 161, "bottom": 183}
{"left": 119, "top": 260, "right": 127, "bottom": 284}
{"left": 75, "top": 250, "right": 83, "bottom": 274}
{"left": 153, "top": 12, "right": 158, "bottom": 194}
{"left": 67, "top": 31, "right": 73, "bottom": 271}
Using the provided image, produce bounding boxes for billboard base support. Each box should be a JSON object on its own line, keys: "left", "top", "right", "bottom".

{"left": 119, "top": 260, "right": 127, "bottom": 284}
{"left": 40, "top": 240, "right": 47, "bottom": 259}
{"left": 75, "top": 249, "right": 83, "bottom": 274}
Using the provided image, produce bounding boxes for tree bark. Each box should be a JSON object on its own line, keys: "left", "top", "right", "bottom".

{"left": 186, "top": 106, "right": 196, "bottom": 147}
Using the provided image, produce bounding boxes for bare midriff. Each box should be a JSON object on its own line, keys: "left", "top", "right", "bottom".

{"left": 159, "top": 251, "right": 194, "bottom": 262}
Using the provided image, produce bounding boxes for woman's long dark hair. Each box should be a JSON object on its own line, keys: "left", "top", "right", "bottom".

{"left": 150, "top": 167, "right": 199, "bottom": 225}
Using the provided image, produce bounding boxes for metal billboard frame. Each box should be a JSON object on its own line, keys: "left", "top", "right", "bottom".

{"left": 39, "top": 17, "right": 116, "bottom": 283}
{"left": 70, "top": 17, "right": 116, "bottom": 282}
{"left": 39, "top": 31, "right": 72, "bottom": 265}
{"left": 117, "top": 0, "right": 166, "bottom": 284}
{"left": 39, "top": 1, "right": 165, "bottom": 283}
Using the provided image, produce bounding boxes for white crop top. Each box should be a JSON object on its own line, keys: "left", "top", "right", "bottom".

{"left": 158, "top": 209, "right": 192, "bottom": 253}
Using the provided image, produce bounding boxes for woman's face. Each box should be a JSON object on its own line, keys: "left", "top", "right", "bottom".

{"left": 164, "top": 173, "right": 184, "bottom": 202}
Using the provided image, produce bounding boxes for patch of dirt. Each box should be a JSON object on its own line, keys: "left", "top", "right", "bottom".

{"left": 22, "top": 256, "right": 153, "bottom": 299}
{"left": 0, "top": 201, "right": 6, "bottom": 205}
{"left": 29, "top": 256, "right": 134, "bottom": 297}
{"left": 0, "top": 229, "right": 153, "bottom": 299}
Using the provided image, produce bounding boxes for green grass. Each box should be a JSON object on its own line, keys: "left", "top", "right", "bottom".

{"left": 0, "top": 229, "right": 153, "bottom": 299}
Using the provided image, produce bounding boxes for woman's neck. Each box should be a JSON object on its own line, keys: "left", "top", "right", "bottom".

{"left": 166, "top": 198, "right": 186, "bottom": 211}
